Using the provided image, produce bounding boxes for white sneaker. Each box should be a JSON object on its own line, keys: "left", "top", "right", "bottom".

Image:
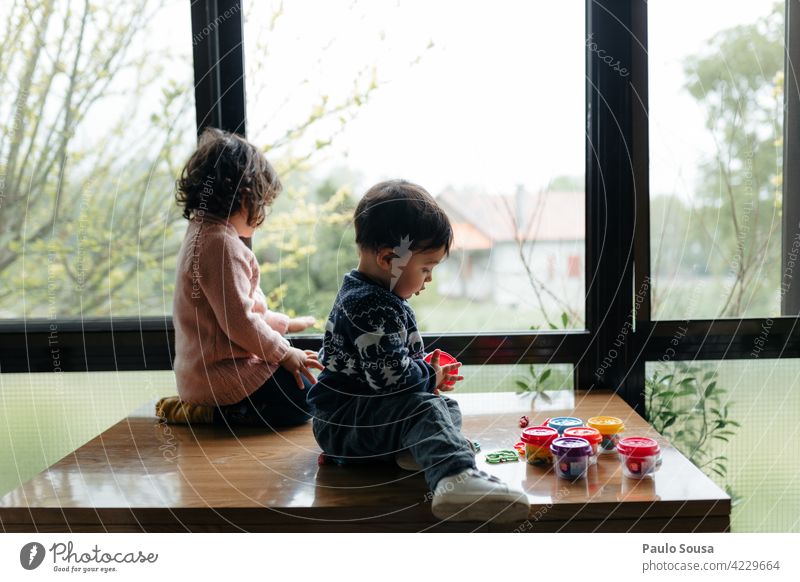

{"left": 431, "top": 468, "right": 529, "bottom": 523}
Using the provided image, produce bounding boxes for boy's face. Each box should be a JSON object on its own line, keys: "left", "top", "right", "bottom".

{"left": 389, "top": 246, "right": 447, "bottom": 300}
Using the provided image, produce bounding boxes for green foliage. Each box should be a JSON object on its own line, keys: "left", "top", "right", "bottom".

{"left": 527, "top": 311, "right": 572, "bottom": 331}
{"left": 0, "top": 1, "right": 378, "bottom": 320}
{"left": 254, "top": 171, "right": 359, "bottom": 329}
{"left": 654, "top": 2, "right": 784, "bottom": 318}
{"left": 646, "top": 363, "right": 740, "bottom": 500}
{"left": 0, "top": 0, "right": 195, "bottom": 318}
{"left": 514, "top": 363, "right": 571, "bottom": 404}
{"left": 546, "top": 174, "right": 583, "bottom": 192}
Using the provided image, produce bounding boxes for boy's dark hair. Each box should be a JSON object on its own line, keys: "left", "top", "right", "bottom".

{"left": 175, "top": 127, "right": 281, "bottom": 227}
{"left": 354, "top": 179, "right": 453, "bottom": 255}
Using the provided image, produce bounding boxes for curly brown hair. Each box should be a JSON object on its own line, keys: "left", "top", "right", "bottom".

{"left": 175, "top": 127, "right": 282, "bottom": 227}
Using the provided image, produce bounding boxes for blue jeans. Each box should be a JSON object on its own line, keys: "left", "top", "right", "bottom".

{"left": 312, "top": 392, "right": 476, "bottom": 489}
{"left": 214, "top": 367, "right": 312, "bottom": 428}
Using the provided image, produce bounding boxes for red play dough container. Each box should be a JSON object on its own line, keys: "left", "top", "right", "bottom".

{"left": 616, "top": 436, "right": 661, "bottom": 479}
{"left": 521, "top": 426, "right": 559, "bottom": 466}
{"left": 564, "top": 426, "right": 603, "bottom": 464}
{"left": 423, "top": 350, "right": 461, "bottom": 386}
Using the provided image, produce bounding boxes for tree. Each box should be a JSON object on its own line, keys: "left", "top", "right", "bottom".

{"left": 0, "top": 0, "right": 387, "bottom": 321}
{"left": 0, "top": 0, "right": 194, "bottom": 318}
{"left": 659, "top": 2, "right": 784, "bottom": 318}
{"left": 499, "top": 176, "right": 585, "bottom": 329}
{"left": 255, "top": 170, "right": 359, "bottom": 327}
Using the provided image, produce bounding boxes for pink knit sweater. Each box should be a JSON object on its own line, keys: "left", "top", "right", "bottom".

{"left": 172, "top": 212, "right": 290, "bottom": 405}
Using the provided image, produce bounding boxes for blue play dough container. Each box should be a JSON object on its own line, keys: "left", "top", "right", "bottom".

{"left": 547, "top": 416, "right": 584, "bottom": 435}
{"left": 550, "top": 436, "right": 593, "bottom": 479}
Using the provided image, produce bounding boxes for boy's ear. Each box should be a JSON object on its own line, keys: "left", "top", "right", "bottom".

{"left": 375, "top": 248, "right": 397, "bottom": 273}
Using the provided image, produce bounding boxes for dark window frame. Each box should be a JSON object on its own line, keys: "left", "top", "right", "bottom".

{"left": 1, "top": 0, "right": 796, "bottom": 421}
{"left": 632, "top": 0, "right": 800, "bottom": 400}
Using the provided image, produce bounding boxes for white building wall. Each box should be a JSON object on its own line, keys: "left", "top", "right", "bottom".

{"left": 439, "top": 240, "right": 584, "bottom": 314}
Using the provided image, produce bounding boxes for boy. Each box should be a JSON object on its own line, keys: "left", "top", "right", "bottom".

{"left": 308, "top": 179, "right": 529, "bottom": 523}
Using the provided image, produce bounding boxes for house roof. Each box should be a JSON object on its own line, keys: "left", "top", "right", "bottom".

{"left": 451, "top": 221, "right": 493, "bottom": 250}
{"left": 437, "top": 188, "right": 584, "bottom": 248}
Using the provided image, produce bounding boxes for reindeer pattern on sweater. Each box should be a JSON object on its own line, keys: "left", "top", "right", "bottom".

{"left": 311, "top": 270, "right": 435, "bottom": 403}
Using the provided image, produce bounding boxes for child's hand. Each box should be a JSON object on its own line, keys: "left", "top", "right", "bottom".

{"left": 287, "top": 315, "right": 316, "bottom": 333}
{"left": 427, "top": 349, "right": 464, "bottom": 395}
{"left": 280, "top": 347, "right": 325, "bottom": 389}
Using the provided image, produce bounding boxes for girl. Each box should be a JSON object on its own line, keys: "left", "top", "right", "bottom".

{"left": 158, "top": 127, "right": 323, "bottom": 427}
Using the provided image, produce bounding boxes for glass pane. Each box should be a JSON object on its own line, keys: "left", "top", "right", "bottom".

{"left": 0, "top": 371, "right": 177, "bottom": 498}
{"left": 648, "top": 1, "right": 785, "bottom": 319}
{"left": 0, "top": 0, "right": 197, "bottom": 319}
{"left": 244, "top": 0, "right": 585, "bottom": 332}
{"left": 645, "top": 359, "right": 800, "bottom": 532}
{"left": 455, "top": 363, "right": 573, "bottom": 394}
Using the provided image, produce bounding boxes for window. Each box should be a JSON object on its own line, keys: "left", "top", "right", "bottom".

{"left": 646, "top": 359, "right": 800, "bottom": 532}
{"left": 0, "top": 0, "right": 197, "bottom": 320}
{"left": 3, "top": 6, "right": 795, "bottom": 539}
{"left": 0, "top": 370, "right": 177, "bottom": 497}
{"left": 243, "top": 0, "right": 585, "bottom": 333}
{"left": 648, "top": 0, "right": 785, "bottom": 319}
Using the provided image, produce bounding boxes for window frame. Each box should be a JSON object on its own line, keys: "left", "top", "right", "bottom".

{"left": 1, "top": 0, "right": 796, "bottom": 421}
{"left": 631, "top": 0, "right": 800, "bottom": 416}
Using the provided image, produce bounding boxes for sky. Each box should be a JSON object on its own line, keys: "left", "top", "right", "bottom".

{"left": 647, "top": 0, "right": 781, "bottom": 201}
{"left": 240, "top": 0, "right": 781, "bottom": 198}
{"left": 71, "top": 0, "right": 781, "bottom": 200}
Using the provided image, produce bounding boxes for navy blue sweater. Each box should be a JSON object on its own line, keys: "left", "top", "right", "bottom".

{"left": 308, "top": 269, "right": 436, "bottom": 413}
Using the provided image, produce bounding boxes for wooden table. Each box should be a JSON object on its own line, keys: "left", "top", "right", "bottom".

{"left": 0, "top": 390, "right": 730, "bottom": 532}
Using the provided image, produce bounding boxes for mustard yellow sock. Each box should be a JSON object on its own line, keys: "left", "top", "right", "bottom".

{"left": 155, "top": 396, "right": 215, "bottom": 424}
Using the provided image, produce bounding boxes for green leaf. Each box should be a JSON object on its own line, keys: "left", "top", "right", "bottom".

{"left": 539, "top": 369, "right": 552, "bottom": 383}
{"left": 704, "top": 381, "right": 717, "bottom": 398}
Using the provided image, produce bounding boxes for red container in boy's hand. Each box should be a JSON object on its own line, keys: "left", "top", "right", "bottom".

{"left": 423, "top": 350, "right": 461, "bottom": 386}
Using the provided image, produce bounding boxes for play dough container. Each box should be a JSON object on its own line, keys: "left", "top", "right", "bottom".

{"left": 587, "top": 416, "right": 625, "bottom": 453}
{"left": 547, "top": 416, "right": 584, "bottom": 435}
{"left": 423, "top": 350, "right": 460, "bottom": 386}
{"left": 616, "top": 436, "right": 661, "bottom": 479}
{"left": 550, "top": 436, "right": 593, "bottom": 479}
{"left": 520, "top": 426, "right": 559, "bottom": 466}
{"left": 563, "top": 426, "right": 602, "bottom": 464}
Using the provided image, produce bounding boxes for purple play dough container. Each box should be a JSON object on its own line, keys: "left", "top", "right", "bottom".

{"left": 550, "top": 436, "right": 593, "bottom": 479}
